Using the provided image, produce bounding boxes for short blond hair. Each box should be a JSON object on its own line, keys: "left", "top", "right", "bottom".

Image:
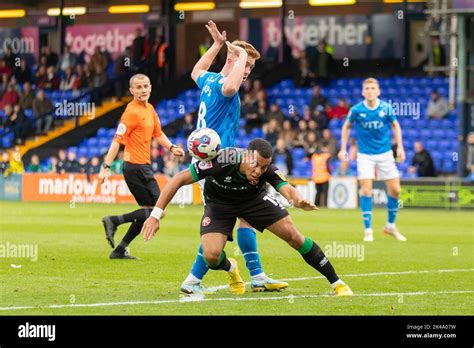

{"left": 231, "top": 40, "right": 261, "bottom": 60}
{"left": 129, "top": 74, "right": 150, "bottom": 87}
{"left": 362, "top": 77, "right": 379, "bottom": 86}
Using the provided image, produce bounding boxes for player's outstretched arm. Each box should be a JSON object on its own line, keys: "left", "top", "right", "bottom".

{"left": 392, "top": 121, "right": 405, "bottom": 163}
{"left": 98, "top": 141, "right": 120, "bottom": 184}
{"left": 142, "top": 169, "right": 196, "bottom": 241}
{"left": 222, "top": 41, "right": 248, "bottom": 97}
{"left": 191, "top": 20, "right": 226, "bottom": 83}
{"left": 338, "top": 120, "right": 352, "bottom": 161}
{"left": 279, "top": 184, "right": 318, "bottom": 211}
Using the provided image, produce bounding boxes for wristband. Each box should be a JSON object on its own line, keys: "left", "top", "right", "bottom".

{"left": 169, "top": 144, "right": 177, "bottom": 151}
{"left": 150, "top": 207, "right": 164, "bottom": 220}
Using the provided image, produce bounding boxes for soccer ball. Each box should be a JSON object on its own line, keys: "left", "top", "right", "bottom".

{"left": 187, "top": 128, "right": 221, "bottom": 161}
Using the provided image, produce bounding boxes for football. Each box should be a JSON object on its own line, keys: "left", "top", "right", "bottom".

{"left": 187, "top": 128, "right": 221, "bottom": 161}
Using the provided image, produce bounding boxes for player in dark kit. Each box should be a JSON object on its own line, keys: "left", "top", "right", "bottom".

{"left": 142, "top": 139, "right": 353, "bottom": 296}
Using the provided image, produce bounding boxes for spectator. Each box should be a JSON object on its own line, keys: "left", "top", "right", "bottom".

{"left": 150, "top": 35, "right": 170, "bottom": 86}
{"left": 263, "top": 118, "right": 281, "bottom": 147}
{"left": 294, "top": 53, "right": 315, "bottom": 88}
{"left": 163, "top": 158, "right": 179, "bottom": 177}
{"left": 319, "top": 129, "right": 338, "bottom": 158}
{"left": 333, "top": 159, "right": 355, "bottom": 177}
{"left": 250, "top": 79, "right": 266, "bottom": 102}
{"left": 181, "top": 113, "right": 195, "bottom": 139}
{"left": 311, "top": 41, "right": 333, "bottom": 86}
{"left": 151, "top": 147, "right": 165, "bottom": 173}
{"left": 280, "top": 120, "right": 295, "bottom": 146}
{"left": 19, "top": 82, "right": 35, "bottom": 110}
{"left": 176, "top": 143, "right": 191, "bottom": 170}
{"left": 28, "top": 154, "right": 42, "bottom": 172}
{"left": 32, "top": 89, "right": 54, "bottom": 135}
{"left": 310, "top": 146, "right": 332, "bottom": 207}
{"left": 35, "top": 65, "right": 47, "bottom": 87}
{"left": 0, "top": 151, "right": 9, "bottom": 175}
{"left": 4, "top": 147, "right": 24, "bottom": 175}
{"left": 111, "top": 150, "right": 124, "bottom": 174}
{"left": 309, "top": 85, "right": 328, "bottom": 115}
{"left": 313, "top": 106, "right": 329, "bottom": 133}
{"left": 327, "top": 98, "right": 350, "bottom": 120}
{"left": 288, "top": 107, "right": 301, "bottom": 128}
{"left": 0, "top": 58, "right": 13, "bottom": 79}
{"left": 41, "top": 46, "right": 59, "bottom": 68}
{"left": 273, "top": 138, "right": 293, "bottom": 175}
{"left": 268, "top": 103, "right": 285, "bottom": 125}
{"left": 0, "top": 73, "right": 9, "bottom": 96}
{"left": 77, "top": 155, "right": 88, "bottom": 174}
{"left": 428, "top": 36, "right": 446, "bottom": 70}
{"left": 2, "top": 46, "right": 16, "bottom": 68}
{"left": 293, "top": 120, "right": 309, "bottom": 148}
{"left": 72, "top": 64, "right": 88, "bottom": 90}
{"left": 409, "top": 141, "right": 436, "bottom": 177}
{"left": 59, "top": 67, "right": 76, "bottom": 91}
{"left": 87, "top": 156, "right": 101, "bottom": 174}
{"left": 241, "top": 92, "right": 256, "bottom": 116}
{"left": 57, "top": 149, "right": 67, "bottom": 173}
{"left": 427, "top": 90, "right": 449, "bottom": 119}
{"left": 14, "top": 58, "right": 32, "bottom": 84}
{"left": 113, "top": 47, "right": 132, "bottom": 100}
{"left": 48, "top": 156, "right": 58, "bottom": 173}
{"left": 246, "top": 100, "right": 268, "bottom": 133}
{"left": 6, "top": 104, "right": 26, "bottom": 144}
{"left": 0, "top": 83, "right": 19, "bottom": 109}
{"left": 65, "top": 151, "right": 79, "bottom": 173}
{"left": 348, "top": 137, "right": 358, "bottom": 161}
{"left": 42, "top": 66, "right": 60, "bottom": 90}
{"left": 255, "top": 89, "right": 268, "bottom": 105}
{"left": 88, "top": 46, "right": 107, "bottom": 73}
{"left": 304, "top": 131, "right": 319, "bottom": 159}
{"left": 89, "top": 64, "right": 108, "bottom": 106}
{"left": 466, "top": 132, "right": 474, "bottom": 173}
{"left": 132, "top": 28, "right": 146, "bottom": 70}
{"left": 57, "top": 45, "right": 77, "bottom": 73}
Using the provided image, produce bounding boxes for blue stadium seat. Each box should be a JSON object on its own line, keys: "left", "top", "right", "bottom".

{"left": 68, "top": 146, "right": 78, "bottom": 154}
{"left": 87, "top": 138, "right": 98, "bottom": 147}
{"left": 97, "top": 128, "right": 108, "bottom": 137}
{"left": 443, "top": 161, "right": 456, "bottom": 173}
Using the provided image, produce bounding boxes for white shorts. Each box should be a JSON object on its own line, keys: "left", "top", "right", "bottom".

{"left": 356, "top": 151, "right": 399, "bottom": 180}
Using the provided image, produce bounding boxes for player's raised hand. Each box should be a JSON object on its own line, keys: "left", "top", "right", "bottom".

{"left": 225, "top": 41, "right": 247, "bottom": 58}
{"left": 171, "top": 146, "right": 185, "bottom": 157}
{"left": 142, "top": 216, "right": 160, "bottom": 241}
{"left": 205, "top": 20, "right": 226, "bottom": 46}
{"left": 98, "top": 167, "right": 111, "bottom": 184}
{"left": 396, "top": 146, "right": 406, "bottom": 163}
{"left": 337, "top": 150, "right": 348, "bottom": 161}
{"left": 295, "top": 199, "right": 319, "bottom": 211}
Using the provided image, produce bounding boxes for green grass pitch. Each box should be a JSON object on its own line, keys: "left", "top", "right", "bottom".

{"left": 1, "top": 201, "right": 473, "bottom": 315}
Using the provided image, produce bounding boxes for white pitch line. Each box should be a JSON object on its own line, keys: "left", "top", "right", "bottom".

{"left": 207, "top": 268, "right": 474, "bottom": 291}
{"left": 1, "top": 290, "right": 473, "bottom": 311}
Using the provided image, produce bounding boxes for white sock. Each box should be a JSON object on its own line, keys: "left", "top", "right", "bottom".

{"left": 251, "top": 272, "right": 267, "bottom": 281}
{"left": 386, "top": 222, "right": 396, "bottom": 229}
{"left": 228, "top": 260, "right": 235, "bottom": 272}
{"left": 184, "top": 273, "right": 201, "bottom": 285}
{"left": 331, "top": 279, "right": 345, "bottom": 289}
{"left": 364, "top": 228, "right": 373, "bottom": 234}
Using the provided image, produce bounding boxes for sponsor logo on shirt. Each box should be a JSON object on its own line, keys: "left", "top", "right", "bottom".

{"left": 224, "top": 176, "right": 232, "bottom": 183}
{"left": 360, "top": 113, "right": 366, "bottom": 118}
{"left": 361, "top": 121, "right": 384, "bottom": 129}
{"left": 379, "top": 110, "right": 385, "bottom": 117}
{"left": 198, "top": 161, "right": 213, "bottom": 170}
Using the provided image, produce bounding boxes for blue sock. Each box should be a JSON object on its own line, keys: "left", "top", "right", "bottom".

{"left": 237, "top": 227, "right": 263, "bottom": 277}
{"left": 190, "top": 245, "right": 209, "bottom": 281}
{"left": 360, "top": 195, "right": 372, "bottom": 230}
{"left": 387, "top": 195, "right": 399, "bottom": 224}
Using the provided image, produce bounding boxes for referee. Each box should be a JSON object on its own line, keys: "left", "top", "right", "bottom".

{"left": 98, "top": 73, "right": 184, "bottom": 259}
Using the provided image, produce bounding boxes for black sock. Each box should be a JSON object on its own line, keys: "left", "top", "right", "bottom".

{"left": 113, "top": 209, "right": 151, "bottom": 254}
{"left": 206, "top": 251, "right": 232, "bottom": 271}
{"left": 110, "top": 208, "right": 151, "bottom": 226}
{"left": 298, "top": 237, "right": 339, "bottom": 284}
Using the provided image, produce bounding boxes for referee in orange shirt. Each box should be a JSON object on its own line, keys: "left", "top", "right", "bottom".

{"left": 98, "top": 73, "right": 184, "bottom": 259}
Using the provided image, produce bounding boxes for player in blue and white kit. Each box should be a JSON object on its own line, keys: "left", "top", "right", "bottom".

{"left": 339, "top": 78, "right": 407, "bottom": 242}
{"left": 180, "top": 21, "right": 288, "bottom": 294}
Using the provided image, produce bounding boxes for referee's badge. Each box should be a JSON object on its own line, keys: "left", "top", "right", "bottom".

{"left": 202, "top": 217, "right": 211, "bottom": 227}
{"left": 116, "top": 123, "right": 127, "bottom": 135}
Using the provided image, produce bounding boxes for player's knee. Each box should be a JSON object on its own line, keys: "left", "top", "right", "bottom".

{"left": 202, "top": 248, "right": 221, "bottom": 265}
{"left": 285, "top": 227, "right": 305, "bottom": 249}
{"left": 389, "top": 186, "right": 401, "bottom": 197}
{"left": 361, "top": 187, "right": 372, "bottom": 196}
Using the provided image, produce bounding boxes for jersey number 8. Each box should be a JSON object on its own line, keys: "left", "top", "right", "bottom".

{"left": 197, "top": 101, "right": 207, "bottom": 129}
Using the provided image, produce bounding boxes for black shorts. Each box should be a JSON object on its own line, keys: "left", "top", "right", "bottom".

{"left": 200, "top": 193, "right": 289, "bottom": 241}
{"left": 123, "top": 162, "right": 160, "bottom": 206}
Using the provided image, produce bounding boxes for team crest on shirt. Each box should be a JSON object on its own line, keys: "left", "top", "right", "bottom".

{"left": 224, "top": 176, "right": 232, "bottom": 183}
{"left": 116, "top": 123, "right": 126, "bottom": 135}
{"left": 275, "top": 170, "right": 287, "bottom": 182}
{"left": 202, "top": 217, "right": 211, "bottom": 227}
{"left": 198, "top": 161, "right": 213, "bottom": 170}
{"left": 379, "top": 110, "right": 385, "bottom": 117}
{"left": 360, "top": 113, "right": 366, "bottom": 118}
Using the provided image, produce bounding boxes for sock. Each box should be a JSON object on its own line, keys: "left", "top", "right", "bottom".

{"left": 298, "top": 237, "right": 339, "bottom": 284}
{"left": 251, "top": 272, "right": 267, "bottom": 281}
{"left": 360, "top": 195, "right": 372, "bottom": 230}
{"left": 110, "top": 208, "right": 151, "bottom": 226}
{"left": 387, "top": 194, "right": 399, "bottom": 226}
{"left": 114, "top": 208, "right": 151, "bottom": 253}
{"left": 237, "top": 227, "right": 263, "bottom": 277}
{"left": 183, "top": 273, "right": 201, "bottom": 285}
{"left": 190, "top": 245, "right": 210, "bottom": 280}
{"left": 204, "top": 251, "right": 232, "bottom": 271}
{"left": 331, "top": 279, "right": 345, "bottom": 289}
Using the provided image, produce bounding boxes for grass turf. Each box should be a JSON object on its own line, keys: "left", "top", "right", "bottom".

{"left": 1, "top": 201, "right": 473, "bottom": 315}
